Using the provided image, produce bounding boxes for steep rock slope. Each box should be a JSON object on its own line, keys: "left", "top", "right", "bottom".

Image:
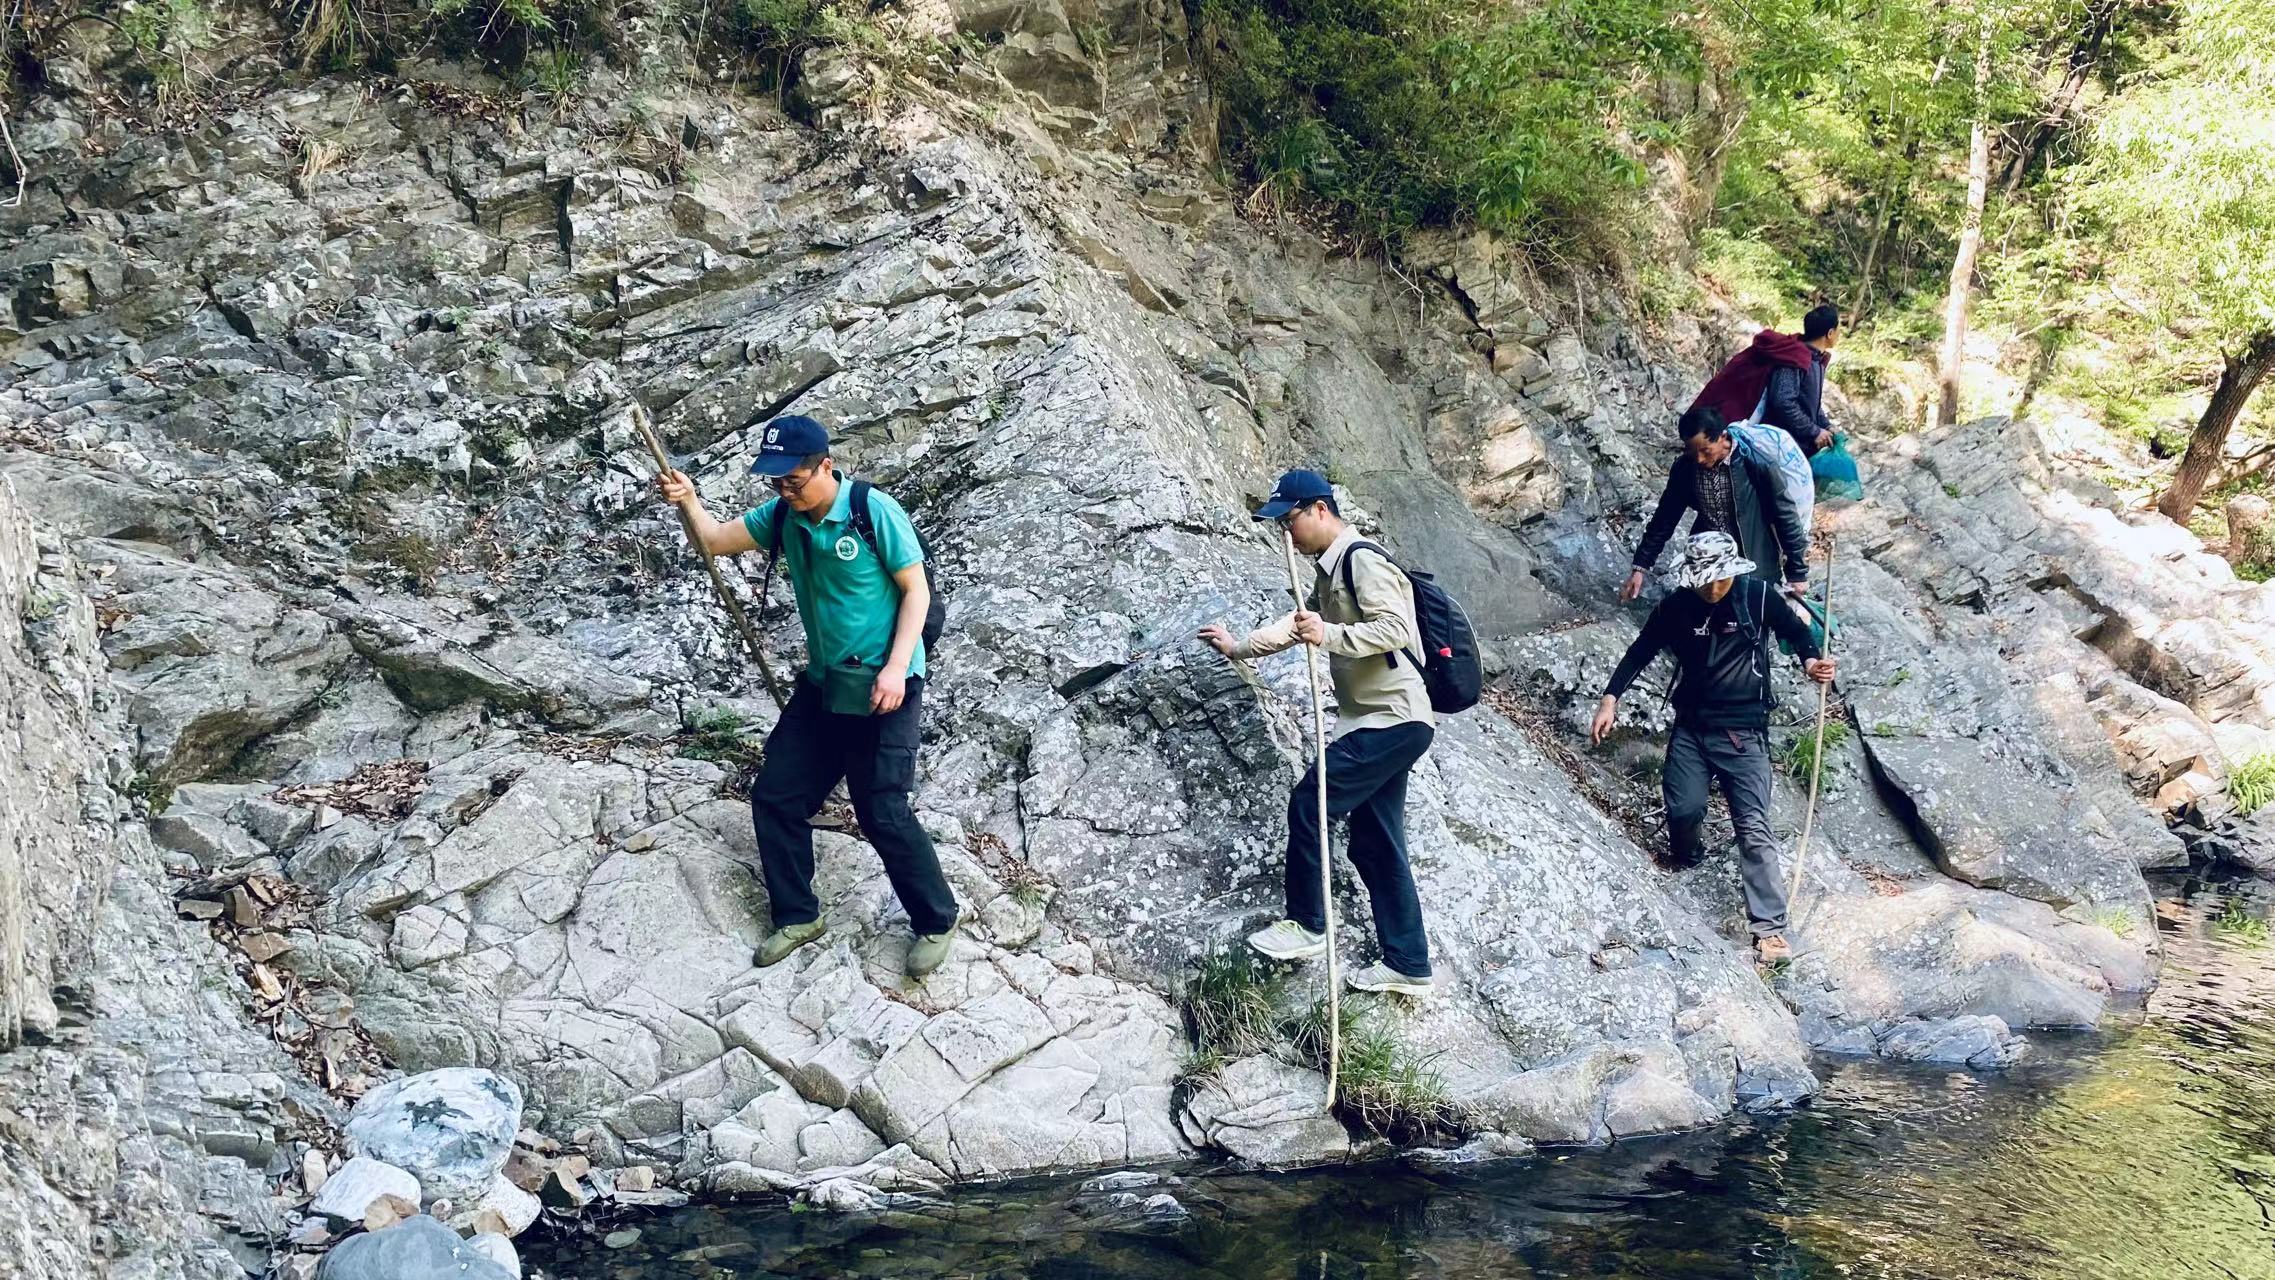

{"left": 9, "top": 0, "right": 2265, "bottom": 1216}
{"left": 0, "top": 477, "right": 329, "bottom": 1279}
{"left": 1, "top": 65, "right": 1811, "bottom": 1185}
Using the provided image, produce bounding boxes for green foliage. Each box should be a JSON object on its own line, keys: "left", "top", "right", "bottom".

{"left": 2075, "top": 0, "right": 2275, "bottom": 351}
{"left": 1197, "top": 0, "right": 1705, "bottom": 254}
{"left": 679, "top": 706, "right": 763, "bottom": 767}
{"left": 359, "top": 532, "right": 443, "bottom": 590}
{"left": 523, "top": 44, "right": 584, "bottom": 98}
{"left": 118, "top": 0, "right": 218, "bottom": 97}
{"left": 1288, "top": 997, "right": 1469, "bottom": 1141}
{"left": 731, "top": 0, "right": 838, "bottom": 60}
{"left": 428, "top": 0, "right": 560, "bottom": 35}
{"left": 120, "top": 0, "right": 216, "bottom": 55}
{"left": 2091, "top": 907, "right": 2136, "bottom": 938}
{"left": 1693, "top": 229, "right": 1805, "bottom": 326}
{"left": 17, "top": 588, "right": 65, "bottom": 623}
{"left": 1780, "top": 718, "right": 1850, "bottom": 783}
{"left": 2227, "top": 752, "right": 2275, "bottom": 817}
{"left": 283, "top": 0, "right": 395, "bottom": 70}
{"left": 1180, "top": 947, "right": 1287, "bottom": 1063}
{"left": 1953, "top": 0, "right": 2275, "bottom": 450}
{"left": 125, "top": 771, "right": 177, "bottom": 813}
{"left": 1635, "top": 255, "right": 1703, "bottom": 322}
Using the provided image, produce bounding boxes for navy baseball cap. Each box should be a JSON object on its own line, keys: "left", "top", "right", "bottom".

{"left": 749, "top": 414, "right": 829, "bottom": 477}
{"left": 1252, "top": 469, "right": 1335, "bottom": 521}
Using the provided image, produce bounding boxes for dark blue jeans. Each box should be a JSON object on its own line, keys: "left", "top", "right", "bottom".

{"left": 749, "top": 675, "right": 958, "bottom": 936}
{"left": 1285, "top": 721, "right": 1436, "bottom": 977}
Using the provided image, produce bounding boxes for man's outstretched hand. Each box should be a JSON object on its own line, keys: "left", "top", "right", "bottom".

{"left": 1590, "top": 695, "right": 1619, "bottom": 745}
{"left": 1619, "top": 569, "right": 1646, "bottom": 602}
{"left": 1197, "top": 624, "right": 1239, "bottom": 657}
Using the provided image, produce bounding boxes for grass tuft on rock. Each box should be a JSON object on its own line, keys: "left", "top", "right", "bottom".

{"left": 1780, "top": 719, "right": 1850, "bottom": 783}
{"left": 2227, "top": 753, "right": 2275, "bottom": 817}
{"left": 1179, "top": 947, "right": 1287, "bottom": 1070}
{"left": 1287, "top": 997, "right": 1471, "bottom": 1143}
{"left": 677, "top": 706, "right": 765, "bottom": 793}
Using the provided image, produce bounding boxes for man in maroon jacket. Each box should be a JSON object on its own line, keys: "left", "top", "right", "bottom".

{"left": 1691, "top": 304, "right": 1842, "bottom": 457}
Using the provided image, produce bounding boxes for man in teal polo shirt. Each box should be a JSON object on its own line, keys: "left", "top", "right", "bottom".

{"left": 656, "top": 414, "right": 960, "bottom": 977}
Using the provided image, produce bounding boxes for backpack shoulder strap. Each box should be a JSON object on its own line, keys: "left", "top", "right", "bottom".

{"left": 1337, "top": 540, "right": 1392, "bottom": 602}
{"left": 1336, "top": 540, "right": 1422, "bottom": 670}
{"left": 759, "top": 498, "right": 792, "bottom": 609}
{"left": 847, "top": 479, "right": 879, "bottom": 553}
{"left": 1739, "top": 576, "right": 1772, "bottom": 638}
{"left": 848, "top": 478, "right": 915, "bottom": 567}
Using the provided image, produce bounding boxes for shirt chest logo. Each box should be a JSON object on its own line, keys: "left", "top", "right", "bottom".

{"left": 834, "top": 534, "right": 860, "bottom": 562}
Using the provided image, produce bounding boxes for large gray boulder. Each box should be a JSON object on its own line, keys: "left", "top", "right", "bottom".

{"left": 346, "top": 1069, "right": 524, "bottom": 1205}
{"left": 1180, "top": 1056, "right": 1351, "bottom": 1165}
{"left": 317, "top": 1216, "right": 515, "bottom": 1280}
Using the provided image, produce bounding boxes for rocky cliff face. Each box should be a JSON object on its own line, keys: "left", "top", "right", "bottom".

{"left": 0, "top": 477, "right": 329, "bottom": 1278}
{"left": 6, "top": 1, "right": 2274, "bottom": 1272}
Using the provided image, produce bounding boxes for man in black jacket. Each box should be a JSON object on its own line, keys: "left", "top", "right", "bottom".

{"left": 1760, "top": 303, "right": 1841, "bottom": 457}
{"left": 1621, "top": 406, "right": 1811, "bottom": 603}
{"left": 1593, "top": 532, "right": 1837, "bottom": 963}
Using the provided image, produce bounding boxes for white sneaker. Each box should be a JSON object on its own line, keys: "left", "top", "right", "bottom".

{"left": 1247, "top": 920, "right": 1328, "bottom": 962}
{"left": 1345, "top": 962, "right": 1433, "bottom": 997}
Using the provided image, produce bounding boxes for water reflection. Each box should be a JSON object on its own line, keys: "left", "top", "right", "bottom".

{"left": 530, "top": 876, "right": 2275, "bottom": 1280}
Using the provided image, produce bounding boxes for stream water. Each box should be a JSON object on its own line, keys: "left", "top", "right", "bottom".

{"left": 528, "top": 873, "right": 2275, "bottom": 1280}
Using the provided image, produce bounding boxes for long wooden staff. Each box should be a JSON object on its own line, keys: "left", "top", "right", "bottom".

{"left": 1282, "top": 530, "right": 1339, "bottom": 1109}
{"left": 1785, "top": 536, "right": 1838, "bottom": 918}
{"left": 630, "top": 405, "right": 786, "bottom": 710}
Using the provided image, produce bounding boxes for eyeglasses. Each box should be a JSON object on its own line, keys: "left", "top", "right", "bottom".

{"left": 770, "top": 465, "right": 821, "bottom": 494}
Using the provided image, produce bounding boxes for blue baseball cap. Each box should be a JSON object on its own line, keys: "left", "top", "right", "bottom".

{"left": 1252, "top": 469, "right": 1335, "bottom": 521}
{"left": 749, "top": 414, "right": 829, "bottom": 477}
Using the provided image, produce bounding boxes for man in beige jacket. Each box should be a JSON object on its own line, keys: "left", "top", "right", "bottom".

{"left": 1200, "top": 470, "right": 1436, "bottom": 996}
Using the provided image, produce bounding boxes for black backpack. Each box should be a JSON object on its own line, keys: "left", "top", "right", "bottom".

{"left": 1338, "top": 542, "right": 1483, "bottom": 715}
{"left": 762, "top": 478, "right": 947, "bottom": 650}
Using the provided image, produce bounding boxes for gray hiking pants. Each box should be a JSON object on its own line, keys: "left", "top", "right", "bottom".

{"left": 1664, "top": 724, "right": 1788, "bottom": 937}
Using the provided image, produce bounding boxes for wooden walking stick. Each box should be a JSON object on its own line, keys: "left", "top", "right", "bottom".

{"left": 1785, "top": 536, "right": 1837, "bottom": 920}
{"left": 630, "top": 405, "right": 787, "bottom": 710}
{"left": 1281, "top": 529, "right": 1340, "bottom": 1109}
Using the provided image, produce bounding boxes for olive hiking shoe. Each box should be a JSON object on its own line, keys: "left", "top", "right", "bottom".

{"left": 907, "top": 915, "right": 960, "bottom": 979}
{"left": 755, "top": 920, "right": 827, "bottom": 968}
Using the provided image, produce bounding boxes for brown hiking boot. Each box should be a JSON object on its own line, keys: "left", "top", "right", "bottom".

{"left": 1754, "top": 933, "right": 1792, "bottom": 965}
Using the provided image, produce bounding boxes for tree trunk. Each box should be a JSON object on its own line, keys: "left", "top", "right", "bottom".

{"left": 2159, "top": 330, "right": 2275, "bottom": 522}
{"left": 2014, "top": 323, "right": 2064, "bottom": 419}
{"left": 1852, "top": 146, "right": 1916, "bottom": 317}
{"left": 1998, "top": 0, "right": 2116, "bottom": 196}
{"left": 1936, "top": 26, "right": 1995, "bottom": 430}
